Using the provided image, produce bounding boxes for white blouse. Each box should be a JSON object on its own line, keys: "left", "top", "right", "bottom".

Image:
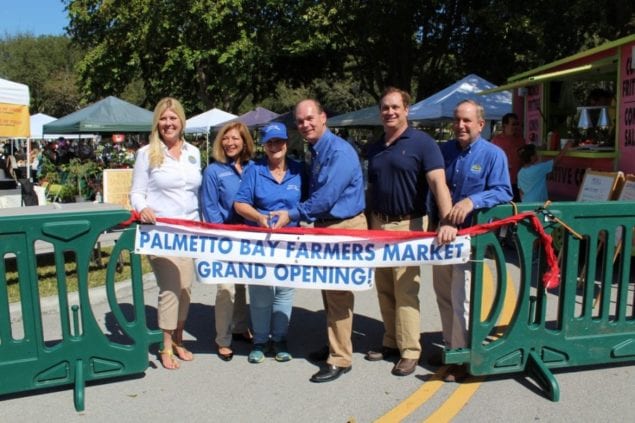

{"left": 130, "top": 141, "right": 202, "bottom": 221}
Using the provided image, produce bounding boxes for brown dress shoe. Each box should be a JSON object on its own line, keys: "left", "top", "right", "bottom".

{"left": 444, "top": 364, "right": 468, "bottom": 382}
{"left": 391, "top": 358, "right": 418, "bottom": 376}
{"left": 365, "top": 346, "right": 400, "bottom": 361}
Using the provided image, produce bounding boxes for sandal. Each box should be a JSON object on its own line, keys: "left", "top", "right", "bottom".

{"left": 217, "top": 345, "right": 234, "bottom": 362}
{"left": 158, "top": 347, "right": 180, "bottom": 370}
{"left": 172, "top": 341, "right": 194, "bottom": 361}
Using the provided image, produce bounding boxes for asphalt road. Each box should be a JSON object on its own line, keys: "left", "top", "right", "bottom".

{"left": 3, "top": 263, "right": 635, "bottom": 422}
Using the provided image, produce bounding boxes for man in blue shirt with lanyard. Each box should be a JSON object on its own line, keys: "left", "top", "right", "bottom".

{"left": 432, "top": 99, "right": 512, "bottom": 382}
{"left": 365, "top": 87, "right": 456, "bottom": 377}
{"left": 273, "top": 98, "right": 366, "bottom": 383}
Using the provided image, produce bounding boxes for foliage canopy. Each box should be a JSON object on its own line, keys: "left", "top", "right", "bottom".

{"left": 1, "top": 0, "right": 633, "bottom": 117}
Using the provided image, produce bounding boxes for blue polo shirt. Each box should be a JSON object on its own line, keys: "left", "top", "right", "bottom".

{"left": 289, "top": 129, "right": 365, "bottom": 222}
{"left": 366, "top": 127, "right": 444, "bottom": 216}
{"left": 234, "top": 158, "right": 304, "bottom": 227}
{"left": 440, "top": 137, "right": 512, "bottom": 226}
{"left": 200, "top": 160, "right": 253, "bottom": 223}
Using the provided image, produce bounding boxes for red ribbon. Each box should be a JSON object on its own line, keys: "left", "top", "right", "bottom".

{"left": 121, "top": 210, "right": 559, "bottom": 289}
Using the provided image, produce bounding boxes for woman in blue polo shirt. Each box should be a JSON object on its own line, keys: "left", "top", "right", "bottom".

{"left": 234, "top": 122, "right": 304, "bottom": 363}
{"left": 200, "top": 122, "right": 255, "bottom": 362}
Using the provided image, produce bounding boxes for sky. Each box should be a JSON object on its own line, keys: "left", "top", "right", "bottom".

{"left": 1, "top": 1, "right": 68, "bottom": 37}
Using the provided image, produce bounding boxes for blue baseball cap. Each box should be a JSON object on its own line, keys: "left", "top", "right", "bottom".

{"left": 260, "top": 122, "right": 288, "bottom": 144}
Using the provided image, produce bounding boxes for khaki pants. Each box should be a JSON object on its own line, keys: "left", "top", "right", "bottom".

{"left": 432, "top": 262, "right": 471, "bottom": 349}
{"left": 149, "top": 255, "right": 194, "bottom": 331}
{"left": 315, "top": 212, "right": 367, "bottom": 367}
{"left": 215, "top": 283, "right": 250, "bottom": 347}
{"left": 370, "top": 213, "right": 427, "bottom": 360}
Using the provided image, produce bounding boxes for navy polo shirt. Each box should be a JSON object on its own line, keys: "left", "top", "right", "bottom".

{"left": 367, "top": 127, "right": 444, "bottom": 216}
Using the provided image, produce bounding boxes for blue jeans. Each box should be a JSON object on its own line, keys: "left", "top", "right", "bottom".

{"left": 248, "top": 285, "right": 295, "bottom": 345}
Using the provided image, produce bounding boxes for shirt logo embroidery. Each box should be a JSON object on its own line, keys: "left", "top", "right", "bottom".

{"left": 188, "top": 155, "right": 196, "bottom": 164}
{"left": 470, "top": 164, "right": 482, "bottom": 173}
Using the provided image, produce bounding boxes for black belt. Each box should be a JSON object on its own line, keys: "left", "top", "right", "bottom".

{"left": 373, "top": 211, "right": 424, "bottom": 222}
{"left": 315, "top": 212, "right": 363, "bottom": 224}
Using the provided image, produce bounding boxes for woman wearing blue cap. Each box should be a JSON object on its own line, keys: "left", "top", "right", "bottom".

{"left": 234, "top": 122, "right": 305, "bottom": 363}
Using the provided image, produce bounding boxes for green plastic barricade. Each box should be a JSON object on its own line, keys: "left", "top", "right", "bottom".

{"left": 0, "top": 203, "right": 161, "bottom": 411}
{"left": 443, "top": 201, "right": 635, "bottom": 401}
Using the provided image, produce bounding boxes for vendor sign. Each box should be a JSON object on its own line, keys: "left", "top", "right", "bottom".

{"left": 0, "top": 103, "right": 29, "bottom": 137}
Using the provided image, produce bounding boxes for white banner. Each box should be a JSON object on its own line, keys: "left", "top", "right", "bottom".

{"left": 135, "top": 223, "right": 471, "bottom": 291}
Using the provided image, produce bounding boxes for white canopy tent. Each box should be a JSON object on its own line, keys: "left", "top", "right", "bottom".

{"left": 185, "top": 108, "right": 237, "bottom": 165}
{"left": 1, "top": 77, "right": 31, "bottom": 180}
{"left": 30, "top": 113, "right": 56, "bottom": 138}
{"left": 30, "top": 113, "right": 90, "bottom": 140}
{"left": 408, "top": 74, "right": 512, "bottom": 138}
{"left": 0, "top": 77, "right": 29, "bottom": 110}
{"left": 327, "top": 74, "right": 512, "bottom": 138}
{"left": 185, "top": 108, "right": 237, "bottom": 134}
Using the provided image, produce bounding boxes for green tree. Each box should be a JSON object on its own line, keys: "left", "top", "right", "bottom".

{"left": 458, "top": 0, "right": 635, "bottom": 88}
{"left": 66, "top": 0, "right": 314, "bottom": 114}
{"left": 296, "top": 0, "right": 635, "bottom": 101}
{"left": 64, "top": 0, "right": 634, "bottom": 116}
{"left": 0, "top": 34, "right": 83, "bottom": 116}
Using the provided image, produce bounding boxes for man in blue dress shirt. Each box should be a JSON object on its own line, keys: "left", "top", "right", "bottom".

{"left": 432, "top": 99, "right": 512, "bottom": 382}
{"left": 273, "top": 99, "right": 367, "bottom": 383}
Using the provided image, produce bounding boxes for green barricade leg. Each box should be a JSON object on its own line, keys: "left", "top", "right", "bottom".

{"left": 0, "top": 203, "right": 162, "bottom": 411}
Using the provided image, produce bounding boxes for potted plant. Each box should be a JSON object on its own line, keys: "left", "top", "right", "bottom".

{"left": 63, "top": 158, "right": 103, "bottom": 202}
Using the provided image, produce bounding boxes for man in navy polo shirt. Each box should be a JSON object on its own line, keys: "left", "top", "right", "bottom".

{"left": 272, "top": 98, "right": 367, "bottom": 383}
{"left": 365, "top": 87, "right": 456, "bottom": 377}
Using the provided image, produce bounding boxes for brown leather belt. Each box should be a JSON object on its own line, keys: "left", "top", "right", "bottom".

{"left": 373, "top": 211, "right": 424, "bottom": 222}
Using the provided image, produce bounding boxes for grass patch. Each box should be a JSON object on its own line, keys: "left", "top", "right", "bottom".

{"left": 3, "top": 247, "right": 152, "bottom": 303}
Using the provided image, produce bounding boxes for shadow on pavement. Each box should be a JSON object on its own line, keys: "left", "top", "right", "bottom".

{"left": 103, "top": 302, "right": 388, "bottom": 361}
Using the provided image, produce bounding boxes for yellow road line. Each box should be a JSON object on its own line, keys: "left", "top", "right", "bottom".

{"left": 422, "top": 377, "right": 485, "bottom": 423}
{"left": 374, "top": 263, "right": 518, "bottom": 422}
{"left": 374, "top": 370, "right": 449, "bottom": 423}
{"left": 483, "top": 264, "right": 517, "bottom": 326}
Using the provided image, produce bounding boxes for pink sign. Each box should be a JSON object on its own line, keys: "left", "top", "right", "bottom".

{"left": 525, "top": 85, "right": 543, "bottom": 146}
{"left": 618, "top": 41, "right": 635, "bottom": 173}
{"left": 547, "top": 156, "right": 614, "bottom": 200}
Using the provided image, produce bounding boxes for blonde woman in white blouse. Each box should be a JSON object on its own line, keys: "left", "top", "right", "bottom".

{"left": 130, "top": 97, "right": 202, "bottom": 370}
